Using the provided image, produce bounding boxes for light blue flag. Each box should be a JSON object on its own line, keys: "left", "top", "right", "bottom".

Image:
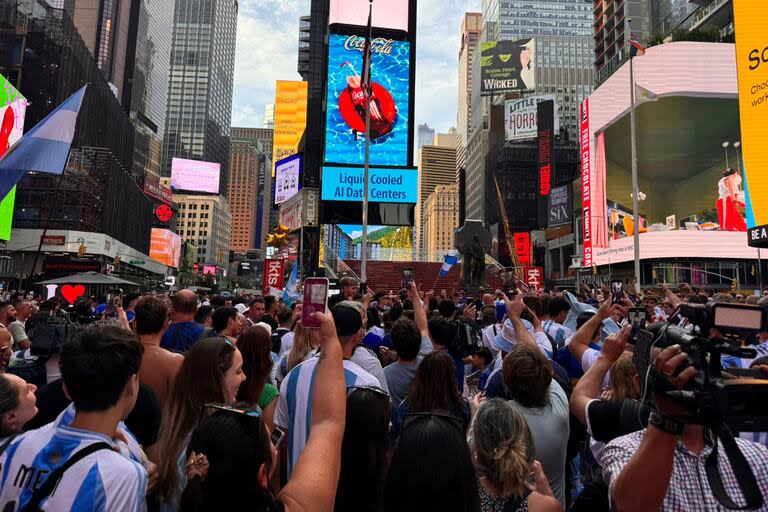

{"left": 282, "top": 262, "right": 300, "bottom": 306}
{"left": 439, "top": 254, "right": 459, "bottom": 277}
{"left": 0, "top": 85, "right": 87, "bottom": 201}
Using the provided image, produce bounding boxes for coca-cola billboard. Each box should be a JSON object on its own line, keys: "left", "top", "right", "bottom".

{"left": 324, "top": 33, "right": 411, "bottom": 168}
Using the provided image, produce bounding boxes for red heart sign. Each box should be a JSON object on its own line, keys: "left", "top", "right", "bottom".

{"left": 61, "top": 284, "right": 86, "bottom": 304}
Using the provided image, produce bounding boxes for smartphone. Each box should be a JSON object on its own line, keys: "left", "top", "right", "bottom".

{"left": 270, "top": 426, "right": 286, "bottom": 448}
{"left": 359, "top": 282, "right": 368, "bottom": 296}
{"left": 505, "top": 274, "right": 518, "bottom": 296}
{"left": 611, "top": 280, "right": 624, "bottom": 304}
{"left": 301, "top": 277, "right": 329, "bottom": 329}
{"left": 627, "top": 307, "right": 647, "bottom": 342}
{"left": 402, "top": 269, "right": 413, "bottom": 285}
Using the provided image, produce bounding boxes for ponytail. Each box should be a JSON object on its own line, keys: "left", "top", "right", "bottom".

{"left": 493, "top": 436, "right": 533, "bottom": 497}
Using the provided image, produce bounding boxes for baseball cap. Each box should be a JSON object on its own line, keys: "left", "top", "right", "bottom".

{"left": 234, "top": 303, "right": 248, "bottom": 314}
{"left": 331, "top": 304, "right": 363, "bottom": 337}
{"left": 255, "top": 322, "right": 272, "bottom": 335}
{"left": 494, "top": 318, "right": 535, "bottom": 354}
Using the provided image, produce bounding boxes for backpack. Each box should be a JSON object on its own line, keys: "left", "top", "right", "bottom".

{"left": 27, "top": 314, "right": 79, "bottom": 358}
{"left": 271, "top": 328, "right": 289, "bottom": 355}
{"left": 6, "top": 351, "right": 47, "bottom": 387}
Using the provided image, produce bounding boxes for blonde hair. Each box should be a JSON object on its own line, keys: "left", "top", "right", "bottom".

{"left": 610, "top": 352, "right": 638, "bottom": 402}
{"left": 471, "top": 399, "right": 534, "bottom": 497}
{"left": 287, "top": 322, "right": 317, "bottom": 371}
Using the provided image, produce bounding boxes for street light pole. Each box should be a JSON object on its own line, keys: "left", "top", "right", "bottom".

{"left": 722, "top": 141, "right": 730, "bottom": 168}
{"left": 628, "top": 18, "right": 641, "bottom": 293}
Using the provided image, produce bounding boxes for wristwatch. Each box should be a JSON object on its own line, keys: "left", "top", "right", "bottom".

{"left": 649, "top": 410, "right": 685, "bottom": 436}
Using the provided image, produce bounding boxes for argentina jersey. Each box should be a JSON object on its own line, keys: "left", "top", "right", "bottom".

{"left": 543, "top": 320, "right": 573, "bottom": 349}
{"left": 721, "top": 341, "right": 768, "bottom": 369}
{"left": 0, "top": 425, "right": 147, "bottom": 511}
{"left": 274, "top": 356, "right": 380, "bottom": 478}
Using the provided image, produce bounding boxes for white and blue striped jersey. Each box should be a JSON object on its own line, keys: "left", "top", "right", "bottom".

{"left": 721, "top": 341, "right": 768, "bottom": 369}
{"left": 542, "top": 320, "right": 573, "bottom": 349}
{"left": 0, "top": 424, "right": 147, "bottom": 511}
{"left": 274, "top": 356, "right": 380, "bottom": 478}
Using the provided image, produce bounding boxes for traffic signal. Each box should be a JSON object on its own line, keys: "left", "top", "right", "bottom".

{"left": 77, "top": 244, "right": 86, "bottom": 257}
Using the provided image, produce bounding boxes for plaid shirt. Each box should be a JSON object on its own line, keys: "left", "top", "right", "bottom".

{"left": 602, "top": 429, "right": 768, "bottom": 511}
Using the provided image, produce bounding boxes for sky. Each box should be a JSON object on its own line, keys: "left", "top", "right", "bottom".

{"left": 231, "top": 0, "right": 480, "bottom": 134}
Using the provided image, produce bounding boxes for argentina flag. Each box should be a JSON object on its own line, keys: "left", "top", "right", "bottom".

{"left": 0, "top": 85, "right": 87, "bottom": 201}
{"left": 439, "top": 254, "right": 458, "bottom": 277}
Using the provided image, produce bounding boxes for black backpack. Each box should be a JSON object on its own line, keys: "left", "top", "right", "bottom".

{"left": 6, "top": 351, "right": 47, "bottom": 387}
{"left": 271, "top": 328, "right": 289, "bottom": 354}
{"left": 27, "top": 314, "right": 79, "bottom": 358}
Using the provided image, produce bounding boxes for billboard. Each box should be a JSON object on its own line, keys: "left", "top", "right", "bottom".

{"left": 734, "top": 2, "right": 768, "bottom": 247}
{"left": 149, "top": 228, "right": 182, "bottom": 268}
{"left": 170, "top": 158, "right": 220, "bottom": 194}
{"left": 580, "top": 99, "right": 592, "bottom": 267}
{"left": 321, "top": 165, "right": 417, "bottom": 203}
{"left": 505, "top": 95, "right": 558, "bottom": 141}
{"left": 480, "top": 39, "right": 535, "bottom": 95}
{"left": 273, "top": 81, "right": 308, "bottom": 177}
{"left": 548, "top": 185, "right": 573, "bottom": 228}
{"left": 324, "top": 33, "right": 411, "bottom": 167}
{"left": 329, "top": 0, "right": 409, "bottom": 31}
{"left": 0, "top": 75, "right": 28, "bottom": 240}
{"left": 275, "top": 154, "right": 302, "bottom": 204}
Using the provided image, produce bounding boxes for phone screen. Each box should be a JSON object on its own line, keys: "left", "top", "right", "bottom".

{"left": 301, "top": 278, "right": 329, "bottom": 328}
{"left": 270, "top": 426, "right": 286, "bottom": 448}
{"left": 402, "top": 270, "right": 413, "bottom": 284}
{"left": 628, "top": 307, "right": 647, "bottom": 342}
{"left": 611, "top": 280, "right": 624, "bottom": 304}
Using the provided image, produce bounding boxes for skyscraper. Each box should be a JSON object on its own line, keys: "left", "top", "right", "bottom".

{"left": 228, "top": 128, "right": 269, "bottom": 254}
{"left": 417, "top": 123, "right": 436, "bottom": 152}
{"left": 424, "top": 184, "right": 460, "bottom": 260}
{"left": 594, "top": 0, "right": 652, "bottom": 83}
{"left": 456, "top": 12, "right": 481, "bottom": 181}
{"left": 416, "top": 132, "right": 457, "bottom": 259}
{"left": 162, "top": 0, "right": 238, "bottom": 196}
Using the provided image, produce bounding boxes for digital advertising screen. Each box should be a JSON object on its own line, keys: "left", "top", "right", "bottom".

{"left": 321, "top": 165, "right": 417, "bottom": 203}
{"left": 149, "top": 228, "right": 182, "bottom": 268}
{"left": 329, "top": 0, "right": 409, "bottom": 31}
{"left": 272, "top": 81, "right": 308, "bottom": 177}
{"left": 480, "top": 39, "right": 535, "bottom": 96}
{"left": 0, "top": 74, "right": 28, "bottom": 240}
{"left": 275, "top": 154, "right": 302, "bottom": 204}
{"left": 170, "top": 158, "right": 220, "bottom": 194}
{"left": 324, "top": 33, "right": 411, "bottom": 167}
{"left": 203, "top": 265, "right": 218, "bottom": 276}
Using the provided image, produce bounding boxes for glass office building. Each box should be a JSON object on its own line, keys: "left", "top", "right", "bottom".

{"left": 162, "top": 0, "right": 238, "bottom": 197}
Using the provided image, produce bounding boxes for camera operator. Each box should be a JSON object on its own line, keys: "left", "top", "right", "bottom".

{"left": 601, "top": 344, "right": 768, "bottom": 511}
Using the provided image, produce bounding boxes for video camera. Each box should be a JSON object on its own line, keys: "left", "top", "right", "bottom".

{"left": 632, "top": 302, "right": 768, "bottom": 509}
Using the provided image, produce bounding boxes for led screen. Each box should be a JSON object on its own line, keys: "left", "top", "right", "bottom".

{"left": 322, "top": 165, "right": 417, "bottom": 203}
{"left": 275, "top": 155, "right": 302, "bottom": 204}
{"left": 324, "top": 34, "right": 410, "bottom": 167}
{"left": 0, "top": 74, "right": 28, "bottom": 240}
{"left": 149, "top": 228, "right": 182, "bottom": 268}
{"left": 170, "top": 158, "right": 220, "bottom": 194}
{"left": 329, "top": 0, "right": 409, "bottom": 31}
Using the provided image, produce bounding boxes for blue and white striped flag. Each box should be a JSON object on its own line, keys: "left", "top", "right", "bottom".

{"left": 439, "top": 254, "right": 458, "bottom": 277}
{"left": 0, "top": 85, "right": 87, "bottom": 201}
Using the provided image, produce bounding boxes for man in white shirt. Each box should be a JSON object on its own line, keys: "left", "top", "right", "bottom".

{"left": 0, "top": 325, "right": 147, "bottom": 510}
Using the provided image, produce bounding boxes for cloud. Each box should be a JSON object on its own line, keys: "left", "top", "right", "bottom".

{"left": 232, "top": 0, "right": 481, "bottom": 133}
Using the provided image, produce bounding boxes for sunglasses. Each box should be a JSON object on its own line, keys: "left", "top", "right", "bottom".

{"left": 402, "top": 411, "right": 465, "bottom": 433}
{"left": 347, "top": 385, "right": 390, "bottom": 400}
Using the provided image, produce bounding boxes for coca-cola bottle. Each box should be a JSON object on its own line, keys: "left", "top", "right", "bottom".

{"left": 341, "top": 62, "right": 391, "bottom": 139}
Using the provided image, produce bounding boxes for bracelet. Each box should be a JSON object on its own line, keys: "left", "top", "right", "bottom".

{"left": 649, "top": 410, "right": 685, "bottom": 436}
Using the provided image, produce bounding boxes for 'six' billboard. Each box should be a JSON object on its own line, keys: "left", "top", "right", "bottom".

{"left": 480, "top": 39, "right": 535, "bottom": 96}
{"left": 324, "top": 33, "right": 411, "bottom": 167}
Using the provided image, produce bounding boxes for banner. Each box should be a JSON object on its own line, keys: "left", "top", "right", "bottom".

{"left": 733, "top": 2, "right": 768, "bottom": 247}
{"left": 523, "top": 266, "right": 543, "bottom": 291}
{"left": 538, "top": 100, "right": 554, "bottom": 227}
{"left": 505, "top": 95, "right": 558, "bottom": 141}
{"left": 513, "top": 232, "right": 531, "bottom": 266}
{"left": 263, "top": 259, "right": 285, "bottom": 296}
{"left": 273, "top": 81, "right": 308, "bottom": 177}
{"left": 548, "top": 185, "right": 573, "bottom": 228}
{"left": 580, "top": 99, "right": 592, "bottom": 267}
{"left": 480, "top": 39, "right": 535, "bottom": 96}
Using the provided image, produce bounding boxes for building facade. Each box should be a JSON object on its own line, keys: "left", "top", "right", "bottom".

{"left": 417, "top": 123, "right": 436, "bottom": 153}
{"left": 228, "top": 128, "right": 269, "bottom": 254}
{"left": 416, "top": 133, "right": 457, "bottom": 259}
{"left": 456, "top": 12, "right": 481, "bottom": 181}
{"left": 424, "top": 184, "right": 460, "bottom": 259}
{"left": 593, "top": 0, "right": 652, "bottom": 83}
{"left": 162, "top": 0, "right": 238, "bottom": 196}
{"left": 173, "top": 193, "right": 232, "bottom": 268}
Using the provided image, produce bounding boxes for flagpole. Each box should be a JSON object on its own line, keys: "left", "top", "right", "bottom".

{"left": 628, "top": 18, "right": 641, "bottom": 294}
{"left": 360, "top": 0, "right": 373, "bottom": 285}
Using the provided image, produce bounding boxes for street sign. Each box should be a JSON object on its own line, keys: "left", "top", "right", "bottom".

{"left": 130, "top": 260, "right": 145, "bottom": 265}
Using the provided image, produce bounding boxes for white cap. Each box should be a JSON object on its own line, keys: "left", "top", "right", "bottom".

{"left": 255, "top": 322, "right": 272, "bottom": 335}
{"left": 234, "top": 303, "right": 248, "bottom": 314}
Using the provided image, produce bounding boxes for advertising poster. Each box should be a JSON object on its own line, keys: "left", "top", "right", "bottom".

{"left": 513, "top": 232, "right": 531, "bottom": 266}
{"left": 275, "top": 154, "right": 302, "bottom": 204}
{"left": 480, "top": 39, "right": 535, "bottom": 96}
{"left": 329, "top": 0, "right": 409, "bottom": 31}
{"left": 733, "top": 2, "right": 768, "bottom": 246}
{"left": 505, "top": 95, "right": 558, "bottom": 141}
{"left": 273, "top": 81, "right": 308, "bottom": 177}
{"left": 580, "top": 99, "right": 592, "bottom": 267}
{"left": 149, "top": 228, "right": 182, "bottom": 268}
{"left": 0, "top": 75, "right": 28, "bottom": 240}
{"left": 321, "top": 165, "right": 417, "bottom": 203}
{"left": 170, "top": 158, "right": 220, "bottom": 194}
{"left": 324, "top": 33, "right": 411, "bottom": 167}
{"left": 548, "top": 185, "right": 572, "bottom": 228}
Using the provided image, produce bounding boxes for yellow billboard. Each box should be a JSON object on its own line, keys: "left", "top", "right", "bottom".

{"left": 272, "top": 81, "right": 308, "bottom": 178}
{"left": 734, "top": 1, "right": 768, "bottom": 246}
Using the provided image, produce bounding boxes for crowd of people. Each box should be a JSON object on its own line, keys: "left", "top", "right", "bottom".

{"left": 0, "top": 278, "right": 765, "bottom": 510}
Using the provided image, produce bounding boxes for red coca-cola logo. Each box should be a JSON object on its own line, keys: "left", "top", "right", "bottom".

{"left": 338, "top": 83, "right": 397, "bottom": 139}
{"left": 155, "top": 204, "right": 173, "bottom": 222}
